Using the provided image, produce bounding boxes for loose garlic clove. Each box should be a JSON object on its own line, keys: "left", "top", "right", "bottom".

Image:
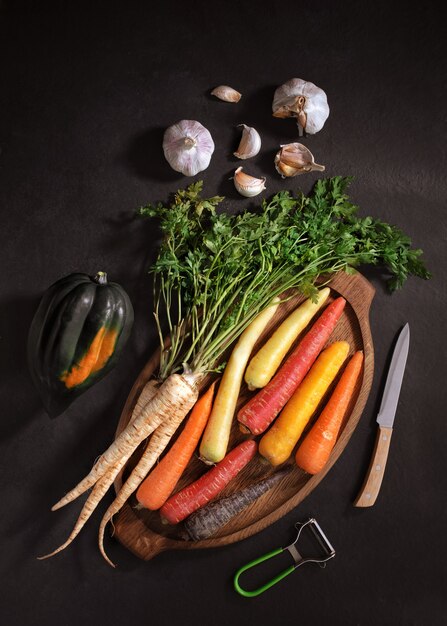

{"left": 272, "top": 78, "right": 329, "bottom": 136}
{"left": 163, "top": 120, "right": 215, "bottom": 176}
{"left": 211, "top": 85, "right": 242, "bottom": 103}
{"left": 275, "top": 143, "right": 325, "bottom": 177}
{"left": 233, "top": 167, "right": 266, "bottom": 197}
{"left": 234, "top": 124, "right": 262, "bottom": 160}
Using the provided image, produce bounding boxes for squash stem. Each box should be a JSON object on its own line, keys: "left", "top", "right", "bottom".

{"left": 94, "top": 272, "right": 108, "bottom": 285}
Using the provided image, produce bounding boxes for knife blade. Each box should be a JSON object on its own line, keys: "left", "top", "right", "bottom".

{"left": 354, "top": 323, "right": 410, "bottom": 507}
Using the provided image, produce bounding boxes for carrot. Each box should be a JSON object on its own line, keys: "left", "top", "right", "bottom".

{"left": 182, "top": 467, "right": 291, "bottom": 541}
{"left": 199, "top": 300, "right": 280, "bottom": 464}
{"left": 244, "top": 287, "right": 330, "bottom": 390}
{"left": 160, "top": 439, "right": 257, "bottom": 525}
{"left": 39, "top": 380, "right": 160, "bottom": 560}
{"left": 136, "top": 382, "right": 217, "bottom": 511}
{"left": 51, "top": 372, "right": 199, "bottom": 511}
{"left": 295, "top": 350, "right": 364, "bottom": 474}
{"left": 259, "top": 341, "right": 350, "bottom": 466}
{"left": 238, "top": 297, "right": 346, "bottom": 435}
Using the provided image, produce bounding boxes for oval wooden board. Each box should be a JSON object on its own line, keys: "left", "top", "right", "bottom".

{"left": 112, "top": 271, "right": 375, "bottom": 560}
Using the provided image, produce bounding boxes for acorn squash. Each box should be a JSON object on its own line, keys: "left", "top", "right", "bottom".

{"left": 28, "top": 271, "right": 134, "bottom": 417}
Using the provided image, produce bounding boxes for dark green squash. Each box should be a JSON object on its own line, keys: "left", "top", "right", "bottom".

{"left": 28, "top": 272, "right": 134, "bottom": 417}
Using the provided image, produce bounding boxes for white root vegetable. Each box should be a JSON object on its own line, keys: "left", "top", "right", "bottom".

{"left": 51, "top": 373, "right": 199, "bottom": 511}
{"left": 98, "top": 403, "right": 194, "bottom": 567}
{"left": 38, "top": 381, "right": 160, "bottom": 559}
{"left": 38, "top": 458, "right": 128, "bottom": 560}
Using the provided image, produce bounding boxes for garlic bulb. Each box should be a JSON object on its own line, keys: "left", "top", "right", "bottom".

{"left": 275, "top": 143, "right": 325, "bottom": 177}
{"left": 163, "top": 120, "right": 215, "bottom": 176}
{"left": 234, "top": 124, "right": 261, "bottom": 160}
{"left": 272, "top": 78, "right": 329, "bottom": 136}
{"left": 211, "top": 85, "right": 242, "bottom": 102}
{"left": 233, "top": 167, "right": 266, "bottom": 197}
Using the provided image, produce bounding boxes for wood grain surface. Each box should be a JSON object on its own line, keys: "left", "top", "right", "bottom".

{"left": 112, "top": 270, "right": 375, "bottom": 560}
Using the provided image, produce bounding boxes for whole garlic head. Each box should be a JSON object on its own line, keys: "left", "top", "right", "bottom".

{"left": 163, "top": 120, "right": 215, "bottom": 176}
{"left": 272, "top": 78, "right": 329, "bottom": 136}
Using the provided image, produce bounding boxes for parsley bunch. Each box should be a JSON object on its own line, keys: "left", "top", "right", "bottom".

{"left": 139, "top": 177, "right": 430, "bottom": 379}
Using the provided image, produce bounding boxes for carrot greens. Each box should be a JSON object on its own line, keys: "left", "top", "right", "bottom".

{"left": 139, "top": 177, "right": 430, "bottom": 380}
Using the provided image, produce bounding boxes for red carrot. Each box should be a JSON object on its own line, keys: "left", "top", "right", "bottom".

{"left": 237, "top": 297, "right": 346, "bottom": 435}
{"left": 160, "top": 439, "right": 257, "bottom": 524}
{"left": 295, "top": 350, "right": 364, "bottom": 474}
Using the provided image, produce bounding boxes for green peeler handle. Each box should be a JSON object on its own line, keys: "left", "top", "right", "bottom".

{"left": 233, "top": 547, "right": 295, "bottom": 598}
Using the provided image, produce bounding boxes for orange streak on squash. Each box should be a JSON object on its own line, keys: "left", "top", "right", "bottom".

{"left": 61, "top": 327, "right": 118, "bottom": 388}
{"left": 91, "top": 328, "right": 118, "bottom": 374}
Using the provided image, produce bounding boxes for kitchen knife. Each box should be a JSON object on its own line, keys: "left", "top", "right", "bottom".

{"left": 354, "top": 323, "right": 410, "bottom": 507}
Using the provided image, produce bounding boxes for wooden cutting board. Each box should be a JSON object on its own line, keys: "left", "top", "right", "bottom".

{"left": 112, "top": 270, "right": 374, "bottom": 560}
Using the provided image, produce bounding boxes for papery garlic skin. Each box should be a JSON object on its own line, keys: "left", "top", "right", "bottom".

{"left": 233, "top": 167, "right": 266, "bottom": 197}
{"left": 163, "top": 120, "right": 215, "bottom": 176}
{"left": 272, "top": 78, "right": 329, "bottom": 136}
{"left": 234, "top": 124, "right": 261, "bottom": 160}
{"left": 211, "top": 85, "right": 242, "bottom": 102}
{"left": 274, "top": 142, "right": 325, "bottom": 177}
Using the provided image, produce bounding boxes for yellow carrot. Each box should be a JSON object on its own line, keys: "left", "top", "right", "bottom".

{"left": 245, "top": 287, "right": 330, "bottom": 390}
{"left": 199, "top": 299, "right": 280, "bottom": 464}
{"left": 259, "top": 341, "right": 350, "bottom": 466}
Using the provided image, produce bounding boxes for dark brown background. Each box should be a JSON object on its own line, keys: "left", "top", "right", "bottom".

{"left": 1, "top": 1, "right": 446, "bottom": 625}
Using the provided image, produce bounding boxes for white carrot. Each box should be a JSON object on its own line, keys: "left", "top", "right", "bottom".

{"left": 98, "top": 401, "right": 194, "bottom": 567}
{"left": 199, "top": 300, "right": 280, "bottom": 464}
{"left": 39, "top": 381, "right": 161, "bottom": 559}
{"left": 244, "top": 287, "right": 330, "bottom": 390}
{"left": 51, "top": 373, "right": 199, "bottom": 511}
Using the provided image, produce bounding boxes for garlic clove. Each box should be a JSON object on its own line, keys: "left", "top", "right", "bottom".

{"left": 272, "top": 78, "right": 329, "bottom": 135}
{"left": 163, "top": 120, "right": 215, "bottom": 176}
{"left": 275, "top": 160, "right": 300, "bottom": 178}
{"left": 233, "top": 124, "right": 262, "bottom": 160}
{"left": 233, "top": 166, "right": 266, "bottom": 197}
{"left": 211, "top": 85, "right": 242, "bottom": 103}
{"left": 274, "top": 143, "right": 325, "bottom": 177}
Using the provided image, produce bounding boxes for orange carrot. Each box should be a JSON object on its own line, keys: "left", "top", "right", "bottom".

{"left": 136, "top": 381, "right": 217, "bottom": 511}
{"left": 295, "top": 350, "right": 364, "bottom": 474}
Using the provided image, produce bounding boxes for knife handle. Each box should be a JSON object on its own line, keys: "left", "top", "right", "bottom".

{"left": 354, "top": 426, "right": 393, "bottom": 507}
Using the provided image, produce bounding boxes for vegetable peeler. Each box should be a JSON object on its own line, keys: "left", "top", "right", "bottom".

{"left": 233, "top": 518, "right": 335, "bottom": 597}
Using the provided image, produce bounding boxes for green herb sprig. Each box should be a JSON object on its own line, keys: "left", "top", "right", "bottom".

{"left": 139, "top": 177, "right": 430, "bottom": 380}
